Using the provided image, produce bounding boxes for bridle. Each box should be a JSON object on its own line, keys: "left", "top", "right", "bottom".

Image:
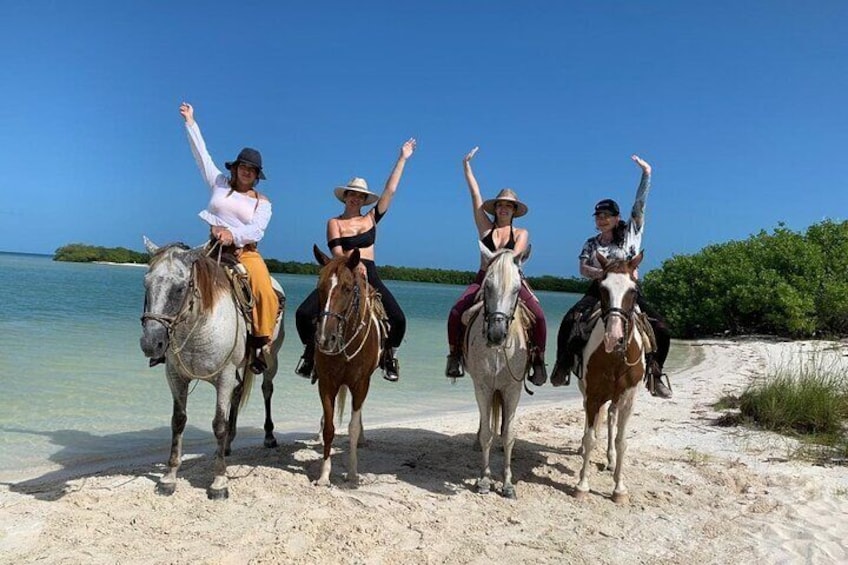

{"left": 317, "top": 277, "right": 375, "bottom": 360}
{"left": 141, "top": 257, "right": 241, "bottom": 379}
{"left": 600, "top": 298, "right": 641, "bottom": 367}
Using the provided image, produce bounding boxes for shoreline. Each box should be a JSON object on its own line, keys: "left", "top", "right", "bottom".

{"left": 2, "top": 339, "right": 847, "bottom": 563}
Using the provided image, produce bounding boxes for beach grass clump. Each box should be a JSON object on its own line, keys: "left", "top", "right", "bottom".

{"left": 739, "top": 350, "right": 848, "bottom": 440}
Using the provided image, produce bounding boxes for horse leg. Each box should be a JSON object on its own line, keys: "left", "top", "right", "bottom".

{"left": 208, "top": 378, "right": 236, "bottom": 500}
{"left": 347, "top": 407, "right": 363, "bottom": 486}
{"left": 611, "top": 388, "right": 637, "bottom": 503}
{"left": 262, "top": 318, "right": 283, "bottom": 449}
{"left": 315, "top": 385, "right": 337, "bottom": 486}
{"left": 473, "top": 385, "right": 494, "bottom": 494}
{"left": 157, "top": 376, "right": 189, "bottom": 496}
{"left": 261, "top": 373, "right": 277, "bottom": 448}
{"left": 225, "top": 377, "right": 244, "bottom": 457}
{"left": 606, "top": 401, "right": 618, "bottom": 472}
{"left": 500, "top": 387, "right": 521, "bottom": 499}
{"left": 575, "top": 399, "right": 603, "bottom": 499}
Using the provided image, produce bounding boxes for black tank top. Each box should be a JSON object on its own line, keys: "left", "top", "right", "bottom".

{"left": 481, "top": 224, "right": 516, "bottom": 252}
{"left": 327, "top": 209, "right": 385, "bottom": 251}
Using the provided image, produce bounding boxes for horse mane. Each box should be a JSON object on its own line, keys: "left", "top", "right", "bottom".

{"left": 148, "top": 243, "right": 229, "bottom": 313}
{"left": 193, "top": 255, "right": 230, "bottom": 312}
{"left": 487, "top": 249, "right": 521, "bottom": 293}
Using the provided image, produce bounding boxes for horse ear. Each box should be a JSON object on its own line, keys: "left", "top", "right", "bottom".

{"left": 478, "top": 240, "right": 495, "bottom": 264}
{"left": 313, "top": 244, "right": 331, "bottom": 266}
{"left": 596, "top": 251, "right": 608, "bottom": 269}
{"left": 630, "top": 251, "right": 644, "bottom": 270}
{"left": 143, "top": 236, "right": 159, "bottom": 255}
{"left": 346, "top": 248, "right": 361, "bottom": 271}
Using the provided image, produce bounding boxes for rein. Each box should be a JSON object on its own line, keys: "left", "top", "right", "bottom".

{"left": 600, "top": 305, "right": 642, "bottom": 366}
{"left": 317, "top": 279, "right": 377, "bottom": 361}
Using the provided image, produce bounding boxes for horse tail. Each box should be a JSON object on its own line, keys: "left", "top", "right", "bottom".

{"left": 490, "top": 390, "right": 503, "bottom": 437}
{"left": 335, "top": 385, "right": 348, "bottom": 427}
{"left": 239, "top": 371, "right": 255, "bottom": 410}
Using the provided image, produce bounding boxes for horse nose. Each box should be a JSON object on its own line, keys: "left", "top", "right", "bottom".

{"left": 140, "top": 325, "right": 168, "bottom": 359}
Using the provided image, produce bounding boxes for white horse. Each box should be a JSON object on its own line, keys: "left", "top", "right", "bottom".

{"left": 464, "top": 243, "right": 530, "bottom": 499}
{"left": 575, "top": 251, "right": 645, "bottom": 503}
{"left": 139, "top": 238, "right": 285, "bottom": 500}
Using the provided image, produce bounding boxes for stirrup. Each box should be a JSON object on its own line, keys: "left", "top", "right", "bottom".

{"left": 445, "top": 354, "right": 464, "bottom": 378}
{"left": 383, "top": 356, "right": 400, "bottom": 382}
{"left": 295, "top": 354, "right": 314, "bottom": 379}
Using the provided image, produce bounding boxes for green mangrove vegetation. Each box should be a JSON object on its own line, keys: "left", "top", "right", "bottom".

{"left": 54, "top": 243, "right": 589, "bottom": 292}
{"left": 642, "top": 219, "right": 848, "bottom": 339}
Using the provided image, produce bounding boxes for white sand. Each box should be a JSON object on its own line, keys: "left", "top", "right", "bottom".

{"left": 2, "top": 339, "right": 847, "bottom": 564}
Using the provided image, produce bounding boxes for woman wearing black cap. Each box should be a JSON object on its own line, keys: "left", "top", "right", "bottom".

{"left": 550, "top": 155, "right": 672, "bottom": 398}
{"left": 179, "top": 102, "right": 279, "bottom": 373}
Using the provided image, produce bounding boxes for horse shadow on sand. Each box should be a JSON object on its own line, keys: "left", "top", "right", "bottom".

{"left": 3, "top": 420, "right": 589, "bottom": 501}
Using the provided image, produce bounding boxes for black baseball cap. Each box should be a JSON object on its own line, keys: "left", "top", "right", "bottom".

{"left": 593, "top": 198, "right": 620, "bottom": 216}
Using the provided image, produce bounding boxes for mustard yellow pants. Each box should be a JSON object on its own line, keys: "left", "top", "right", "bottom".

{"left": 239, "top": 250, "right": 278, "bottom": 339}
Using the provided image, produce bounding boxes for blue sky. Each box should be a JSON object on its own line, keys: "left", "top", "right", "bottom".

{"left": 2, "top": 1, "right": 845, "bottom": 277}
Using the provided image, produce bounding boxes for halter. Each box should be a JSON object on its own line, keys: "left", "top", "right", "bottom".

{"left": 600, "top": 304, "right": 641, "bottom": 366}
{"left": 141, "top": 259, "right": 241, "bottom": 379}
{"left": 317, "top": 278, "right": 376, "bottom": 360}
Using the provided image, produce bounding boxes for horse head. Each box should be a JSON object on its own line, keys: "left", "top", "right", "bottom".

{"left": 139, "top": 237, "right": 207, "bottom": 363}
{"left": 596, "top": 250, "right": 643, "bottom": 354}
{"left": 313, "top": 244, "right": 366, "bottom": 355}
{"left": 479, "top": 241, "right": 525, "bottom": 346}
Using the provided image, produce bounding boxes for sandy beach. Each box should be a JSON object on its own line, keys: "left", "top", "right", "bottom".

{"left": 2, "top": 339, "right": 847, "bottom": 564}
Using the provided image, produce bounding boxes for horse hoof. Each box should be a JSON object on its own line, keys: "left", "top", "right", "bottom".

{"left": 156, "top": 482, "right": 176, "bottom": 496}
{"left": 264, "top": 437, "right": 278, "bottom": 449}
{"left": 313, "top": 478, "right": 331, "bottom": 487}
{"left": 207, "top": 487, "right": 229, "bottom": 501}
{"left": 612, "top": 492, "right": 629, "bottom": 504}
{"left": 476, "top": 480, "right": 491, "bottom": 495}
{"left": 502, "top": 484, "right": 517, "bottom": 499}
{"left": 573, "top": 489, "right": 588, "bottom": 500}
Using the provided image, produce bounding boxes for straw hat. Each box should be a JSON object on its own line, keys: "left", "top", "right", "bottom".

{"left": 482, "top": 188, "right": 528, "bottom": 218}
{"left": 334, "top": 177, "right": 379, "bottom": 206}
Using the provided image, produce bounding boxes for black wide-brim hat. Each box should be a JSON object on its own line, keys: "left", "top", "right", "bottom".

{"left": 225, "top": 147, "right": 266, "bottom": 180}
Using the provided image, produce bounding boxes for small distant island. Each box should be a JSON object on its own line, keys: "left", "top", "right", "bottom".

{"left": 53, "top": 243, "right": 590, "bottom": 293}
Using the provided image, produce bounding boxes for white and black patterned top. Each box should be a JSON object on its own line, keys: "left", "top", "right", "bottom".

{"left": 579, "top": 172, "right": 650, "bottom": 270}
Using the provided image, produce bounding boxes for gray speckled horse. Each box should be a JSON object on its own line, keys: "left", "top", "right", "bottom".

{"left": 139, "top": 237, "right": 285, "bottom": 500}
{"left": 464, "top": 243, "right": 530, "bottom": 499}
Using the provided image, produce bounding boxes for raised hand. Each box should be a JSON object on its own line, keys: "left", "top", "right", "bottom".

{"left": 179, "top": 102, "right": 195, "bottom": 126}
{"left": 631, "top": 154, "right": 651, "bottom": 175}
{"left": 400, "top": 138, "right": 417, "bottom": 160}
{"left": 464, "top": 146, "right": 479, "bottom": 163}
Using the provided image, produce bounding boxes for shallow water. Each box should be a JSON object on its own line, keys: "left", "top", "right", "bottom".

{"left": 0, "top": 252, "right": 692, "bottom": 481}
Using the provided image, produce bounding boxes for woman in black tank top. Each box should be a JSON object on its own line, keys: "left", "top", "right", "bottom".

{"left": 445, "top": 147, "right": 548, "bottom": 385}
{"left": 295, "top": 139, "right": 417, "bottom": 382}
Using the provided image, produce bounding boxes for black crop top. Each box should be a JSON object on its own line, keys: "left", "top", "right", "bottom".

{"left": 327, "top": 208, "right": 385, "bottom": 251}
{"left": 481, "top": 225, "right": 516, "bottom": 252}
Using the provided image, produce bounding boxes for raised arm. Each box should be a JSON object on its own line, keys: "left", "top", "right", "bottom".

{"left": 629, "top": 154, "right": 652, "bottom": 230}
{"left": 180, "top": 102, "right": 225, "bottom": 189}
{"left": 375, "top": 138, "right": 416, "bottom": 216}
{"left": 464, "top": 147, "right": 492, "bottom": 235}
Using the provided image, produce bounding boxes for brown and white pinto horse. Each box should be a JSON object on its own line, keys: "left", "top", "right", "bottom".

{"left": 312, "top": 245, "right": 384, "bottom": 487}
{"left": 574, "top": 251, "right": 646, "bottom": 503}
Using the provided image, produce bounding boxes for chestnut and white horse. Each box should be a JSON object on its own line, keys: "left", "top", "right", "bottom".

{"left": 575, "top": 251, "right": 646, "bottom": 503}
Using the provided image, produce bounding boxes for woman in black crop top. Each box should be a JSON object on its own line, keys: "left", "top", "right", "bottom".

{"left": 295, "top": 139, "right": 416, "bottom": 382}
{"left": 445, "top": 147, "right": 548, "bottom": 385}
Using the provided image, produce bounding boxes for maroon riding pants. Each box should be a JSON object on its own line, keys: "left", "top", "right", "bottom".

{"left": 447, "top": 270, "right": 547, "bottom": 353}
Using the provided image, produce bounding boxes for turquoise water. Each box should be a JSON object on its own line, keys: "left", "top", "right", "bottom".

{"left": 0, "top": 252, "right": 687, "bottom": 481}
